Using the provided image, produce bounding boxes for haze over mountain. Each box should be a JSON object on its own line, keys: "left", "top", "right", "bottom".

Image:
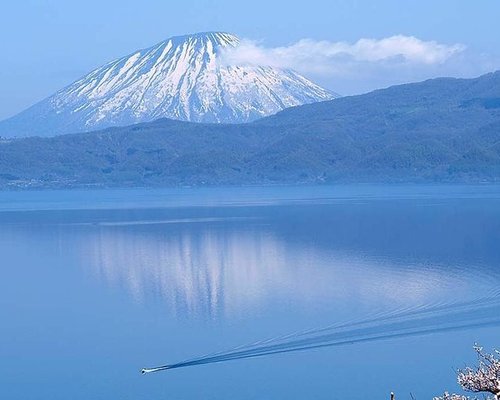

{"left": 1, "top": 71, "right": 499, "bottom": 188}
{"left": 0, "top": 32, "right": 335, "bottom": 138}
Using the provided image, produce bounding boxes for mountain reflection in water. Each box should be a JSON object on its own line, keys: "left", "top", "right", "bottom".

{"left": 78, "top": 213, "right": 493, "bottom": 320}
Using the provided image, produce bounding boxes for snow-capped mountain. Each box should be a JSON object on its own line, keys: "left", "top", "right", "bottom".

{"left": 0, "top": 32, "right": 337, "bottom": 138}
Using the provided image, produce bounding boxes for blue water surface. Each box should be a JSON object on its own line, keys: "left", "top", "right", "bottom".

{"left": 0, "top": 185, "right": 499, "bottom": 400}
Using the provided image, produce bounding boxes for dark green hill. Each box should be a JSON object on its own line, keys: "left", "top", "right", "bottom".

{"left": 1, "top": 72, "right": 500, "bottom": 188}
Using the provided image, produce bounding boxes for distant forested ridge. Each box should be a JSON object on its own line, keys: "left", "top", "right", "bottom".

{"left": 1, "top": 72, "right": 500, "bottom": 188}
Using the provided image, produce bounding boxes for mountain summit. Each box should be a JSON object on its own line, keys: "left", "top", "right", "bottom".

{"left": 0, "top": 32, "right": 336, "bottom": 137}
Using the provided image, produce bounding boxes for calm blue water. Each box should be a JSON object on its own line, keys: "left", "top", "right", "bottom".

{"left": 1, "top": 185, "right": 499, "bottom": 399}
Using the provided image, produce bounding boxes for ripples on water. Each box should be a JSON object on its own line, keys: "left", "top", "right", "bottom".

{"left": 143, "top": 291, "right": 500, "bottom": 373}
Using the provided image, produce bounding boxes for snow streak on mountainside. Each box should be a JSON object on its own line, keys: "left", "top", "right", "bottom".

{"left": 0, "top": 32, "right": 336, "bottom": 137}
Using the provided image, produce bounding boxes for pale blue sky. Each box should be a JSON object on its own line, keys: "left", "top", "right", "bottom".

{"left": 1, "top": 0, "right": 499, "bottom": 119}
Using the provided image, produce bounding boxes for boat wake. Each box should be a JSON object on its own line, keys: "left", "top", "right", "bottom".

{"left": 141, "top": 291, "right": 500, "bottom": 374}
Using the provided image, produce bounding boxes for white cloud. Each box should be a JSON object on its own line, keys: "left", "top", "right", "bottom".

{"left": 219, "top": 35, "right": 473, "bottom": 95}
{"left": 221, "top": 35, "right": 465, "bottom": 70}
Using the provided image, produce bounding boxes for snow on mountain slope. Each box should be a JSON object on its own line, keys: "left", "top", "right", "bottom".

{"left": 0, "top": 32, "right": 337, "bottom": 138}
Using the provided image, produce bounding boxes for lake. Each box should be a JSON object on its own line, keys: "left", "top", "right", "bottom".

{"left": 1, "top": 185, "right": 499, "bottom": 399}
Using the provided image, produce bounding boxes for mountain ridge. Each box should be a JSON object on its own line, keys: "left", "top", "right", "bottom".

{"left": 1, "top": 72, "right": 499, "bottom": 188}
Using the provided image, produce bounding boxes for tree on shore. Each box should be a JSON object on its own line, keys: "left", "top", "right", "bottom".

{"left": 435, "top": 345, "right": 500, "bottom": 400}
